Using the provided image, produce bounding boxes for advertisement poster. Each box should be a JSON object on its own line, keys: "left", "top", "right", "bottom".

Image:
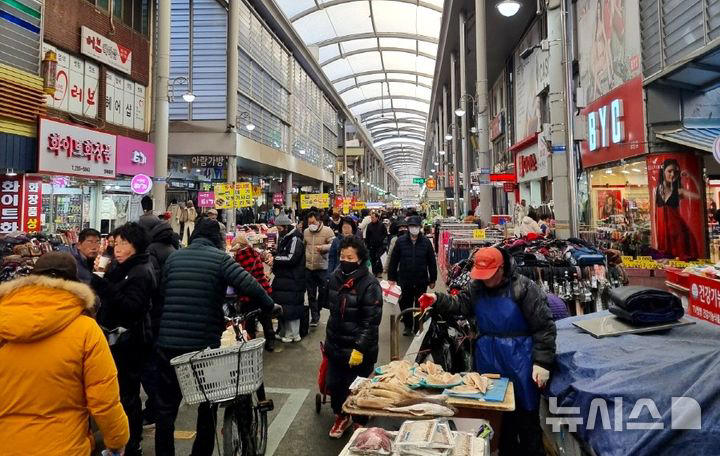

{"left": 235, "top": 182, "right": 253, "bottom": 208}
{"left": 300, "top": 193, "right": 330, "bottom": 209}
{"left": 513, "top": 21, "right": 541, "bottom": 141}
{"left": 577, "top": 0, "right": 642, "bottom": 104}
{"left": 647, "top": 154, "right": 705, "bottom": 260}
{"left": 596, "top": 189, "right": 623, "bottom": 220}
{"left": 198, "top": 192, "right": 215, "bottom": 208}
{"left": 214, "top": 183, "right": 234, "bottom": 209}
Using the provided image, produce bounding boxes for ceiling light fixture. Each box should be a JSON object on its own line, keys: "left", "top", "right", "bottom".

{"left": 439, "top": 150, "right": 446, "bottom": 155}
{"left": 496, "top": 0, "right": 521, "bottom": 17}
{"left": 5, "top": 169, "right": 16, "bottom": 177}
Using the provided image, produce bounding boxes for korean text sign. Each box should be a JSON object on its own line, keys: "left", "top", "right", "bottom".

{"left": 23, "top": 177, "right": 42, "bottom": 233}
{"left": 688, "top": 274, "right": 720, "bottom": 326}
{"left": 235, "top": 183, "right": 253, "bottom": 208}
{"left": 300, "top": 193, "right": 330, "bottom": 209}
{"left": 214, "top": 183, "right": 234, "bottom": 209}
{"left": 198, "top": 192, "right": 215, "bottom": 208}
{"left": 38, "top": 118, "right": 116, "bottom": 179}
{"left": 80, "top": 26, "right": 132, "bottom": 74}
{"left": 0, "top": 177, "right": 20, "bottom": 234}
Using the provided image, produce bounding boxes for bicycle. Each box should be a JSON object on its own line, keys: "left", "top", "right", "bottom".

{"left": 171, "top": 306, "right": 277, "bottom": 456}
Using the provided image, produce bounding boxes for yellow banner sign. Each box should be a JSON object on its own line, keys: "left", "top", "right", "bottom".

{"left": 353, "top": 201, "right": 367, "bottom": 210}
{"left": 473, "top": 229, "right": 486, "bottom": 240}
{"left": 235, "top": 182, "right": 253, "bottom": 208}
{"left": 300, "top": 193, "right": 330, "bottom": 209}
{"left": 252, "top": 185, "right": 262, "bottom": 198}
{"left": 214, "top": 183, "right": 234, "bottom": 209}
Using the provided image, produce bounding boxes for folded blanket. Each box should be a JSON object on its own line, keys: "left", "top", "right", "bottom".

{"left": 609, "top": 285, "right": 684, "bottom": 325}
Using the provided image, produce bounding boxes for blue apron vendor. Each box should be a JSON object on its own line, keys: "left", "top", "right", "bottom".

{"left": 421, "top": 247, "right": 556, "bottom": 456}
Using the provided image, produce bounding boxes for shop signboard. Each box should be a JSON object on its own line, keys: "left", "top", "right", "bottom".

{"left": 192, "top": 155, "right": 225, "bottom": 168}
{"left": 503, "top": 183, "right": 516, "bottom": 193}
{"left": 427, "top": 190, "right": 444, "bottom": 202}
{"left": 273, "top": 193, "right": 285, "bottom": 205}
{"left": 426, "top": 178, "right": 437, "bottom": 190}
{"left": 116, "top": 136, "right": 155, "bottom": 176}
{"left": 252, "top": 185, "right": 262, "bottom": 198}
{"left": 490, "top": 112, "right": 505, "bottom": 141}
{"left": 81, "top": 26, "right": 132, "bottom": 74}
{"left": 22, "top": 177, "right": 42, "bottom": 233}
{"left": 198, "top": 192, "right": 215, "bottom": 208}
{"left": 104, "top": 71, "right": 146, "bottom": 131}
{"left": 0, "top": 177, "right": 20, "bottom": 234}
{"left": 130, "top": 174, "right": 152, "bottom": 195}
{"left": 235, "top": 182, "right": 253, "bottom": 208}
{"left": 647, "top": 153, "right": 705, "bottom": 261}
{"left": 473, "top": 229, "right": 486, "bottom": 240}
{"left": 38, "top": 118, "right": 116, "bottom": 179}
{"left": 580, "top": 77, "right": 645, "bottom": 168}
{"left": 490, "top": 173, "right": 516, "bottom": 182}
{"left": 214, "top": 183, "right": 234, "bottom": 209}
{"left": 300, "top": 193, "right": 330, "bottom": 209}
{"left": 353, "top": 201, "right": 366, "bottom": 210}
{"left": 515, "top": 143, "right": 548, "bottom": 183}
{"left": 413, "top": 177, "right": 425, "bottom": 184}
{"left": 688, "top": 273, "right": 720, "bottom": 326}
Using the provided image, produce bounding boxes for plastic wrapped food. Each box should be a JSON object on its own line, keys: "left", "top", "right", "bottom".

{"left": 349, "top": 427, "right": 393, "bottom": 455}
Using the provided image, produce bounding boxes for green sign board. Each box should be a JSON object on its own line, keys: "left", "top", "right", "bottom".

{"left": 412, "top": 178, "right": 425, "bottom": 184}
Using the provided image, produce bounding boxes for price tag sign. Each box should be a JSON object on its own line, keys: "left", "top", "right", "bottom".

{"left": 473, "top": 229, "right": 486, "bottom": 240}
{"left": 235, "top": 182, "right": 253, "bottom": 208}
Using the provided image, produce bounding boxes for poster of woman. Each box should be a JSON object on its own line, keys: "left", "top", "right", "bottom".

{"left": 596, "top": 189, "right": 622, "bottom": 220}
{"left": 647, "top": 154, "right": 705, "bottom": 260}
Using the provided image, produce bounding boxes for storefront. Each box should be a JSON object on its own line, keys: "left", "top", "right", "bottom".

{"left": 35, "top": 117, "right": 156, "bottom": 234}
{"left": 514, "top": 131, "right": 550, "bottom": 210}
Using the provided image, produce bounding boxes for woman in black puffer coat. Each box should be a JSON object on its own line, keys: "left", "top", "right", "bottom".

{"left": 324, "top": 236, "right": 382, "bottom": 439}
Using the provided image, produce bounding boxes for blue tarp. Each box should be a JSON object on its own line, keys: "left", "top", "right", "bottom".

{"left": 548, "top": 311, "right": 720, "bottom": 456}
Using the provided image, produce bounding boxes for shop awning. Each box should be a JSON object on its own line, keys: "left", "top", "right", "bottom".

{"left": 655, "top": 125, "right": 720, "bottom": 153}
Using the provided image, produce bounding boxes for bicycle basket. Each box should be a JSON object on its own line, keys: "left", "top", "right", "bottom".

{"left": 170, "top": 338, "right": 265, "bottom": 405}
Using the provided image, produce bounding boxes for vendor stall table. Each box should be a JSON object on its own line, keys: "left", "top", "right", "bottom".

{"left": 342, "top": 382, "right": 515, "bottom": 452}
{"left": 546, "top": 310, "right": 720, "bottom": 456}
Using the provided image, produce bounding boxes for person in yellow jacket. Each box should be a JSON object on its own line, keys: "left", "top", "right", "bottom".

{"left": 0, "top": 252, "right": 129, "bottom": 456}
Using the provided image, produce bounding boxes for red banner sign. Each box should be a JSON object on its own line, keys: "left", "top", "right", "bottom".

{"left": 688, "top": 273, "right": 720, "bottom": 326}
{"left": 517, "top": 153, "right": 538, "bottom": 178}
{"left": 503, "top": 182, "right": 516, "bottom": 192}
{"left": 580, "top": 76, "right": 646, "bottom": 168}
{"left": 490, "top": 173, "right": 516, "bottom": 183}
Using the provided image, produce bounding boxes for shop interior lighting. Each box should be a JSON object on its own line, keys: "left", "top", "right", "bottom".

{"left": 605, "top": 169, "right": 613, "bottom": 174}
{"left": 182, "top": 165, "right": 187, "bottom": 170}
{"left": 496, "top": 0, "right": 521, "bottom": 17}
{"left": 632, "top": 168, "right": 642, "bottom": 173}
{"left": 621, "top": 169, "right": 631, "bottom": 174}
{"left": 168, "top": 76, "right": 195, "bottom": 103}
{"left": 5, "top": 169, "right": 16, "bottom": 177}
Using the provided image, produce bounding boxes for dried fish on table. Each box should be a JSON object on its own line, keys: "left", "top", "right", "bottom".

{"left": 417, "top": 361, "right": 444, "bottom": 376}
{"left": 386, "top": 403, "right": 455, "bottom": 417}
{"left": 424, "top": 372, "right": 463, "bottom": 387}
{"left": 462, "top": 372, "right": 491, "bottom": 393}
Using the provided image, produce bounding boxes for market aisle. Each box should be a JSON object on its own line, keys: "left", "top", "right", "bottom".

{"left": 139, "top": 298, "right": 414, "bottom": 456}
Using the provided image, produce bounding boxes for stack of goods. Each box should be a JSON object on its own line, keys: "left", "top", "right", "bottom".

{"left": 373, "top": 360, "right": 464, "bottom": 390}
{"left": 348, "top": 374, "right": 455, "bottom": 417}
{"left": 346, "top": 421, "right": 488, "bottom": 456}
{"left": 0, "top": 233, "right": 63, "bottom": 282}
{"left": 608, "top": 286, "right": 684, "bottom": 325}
{"left": 395, "top": 420, "right": 454, "bottom": 456}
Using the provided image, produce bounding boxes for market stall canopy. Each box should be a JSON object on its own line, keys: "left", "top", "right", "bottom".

{"left": 275, "top": 0, "right": 443, "bottom": 179}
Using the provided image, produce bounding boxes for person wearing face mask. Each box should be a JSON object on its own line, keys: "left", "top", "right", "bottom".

{"left": 384, "top": 218, "right": 408, "bottom": 273}
{"left": 91, "top": 222, "right": 157, "bottom": 456}
{"left": 364, "top": 211, "right": 387, "bottom": 276}
{"left": 325, "top": 236, "right": 382, "bottom": 438}
{"left": 270, "top": 213, "right": 306, "bottom": 343}
{"left": 419, "top": 247, "right": 556, "bottom": 456}
{"left": 388, "top": 216, "right": 437, "bottom": 336}
{"left": 327, "top": 217, "right": 360, "bottom": 274}
{"left": 303, "top": 211, "right": 336, "bottom": 327}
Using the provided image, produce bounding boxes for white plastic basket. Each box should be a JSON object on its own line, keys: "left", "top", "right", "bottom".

{"left": 170, "top": 338, "right": 265, "bottom": 405}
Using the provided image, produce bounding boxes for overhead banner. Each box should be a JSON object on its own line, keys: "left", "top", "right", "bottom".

{"left": 38, "top": 118, "right": 116, "bottom": 179}
{"left": 235, "top": 182, "right": 253, "bottom": 208}
{"left": 214, "top": 183, "right": 234, "bottom": 209}
{"left": 647, "top": 153, "right": 705, "bottom": 261}
{"left": 300, "top": 193, "right": 330, "bottom": 209}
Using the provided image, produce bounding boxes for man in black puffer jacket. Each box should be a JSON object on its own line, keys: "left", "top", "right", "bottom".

{"left": 154, "top": 218, "right": 274, "bottom": 456}
{"left": 325, "top": 236, "right": 382, "bottom": 438}
{"left": 388, "top": 215, "right": 437, "bottom": 335}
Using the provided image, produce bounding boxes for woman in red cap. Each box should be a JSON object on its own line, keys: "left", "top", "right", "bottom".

{"left": 422, "top": 247, "right": 556, "bottom": 456}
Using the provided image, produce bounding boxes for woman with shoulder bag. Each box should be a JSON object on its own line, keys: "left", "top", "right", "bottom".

{"left": 91, "top": 222, "right": 157, "bottom": 456}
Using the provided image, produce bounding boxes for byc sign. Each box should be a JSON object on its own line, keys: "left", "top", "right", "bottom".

{"left": 587, "top": 99, "right": 625, "bottom": 152}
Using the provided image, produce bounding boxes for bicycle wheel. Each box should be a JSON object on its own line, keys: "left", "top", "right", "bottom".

{"left": 222, "top": 405, "right": 242, "bottom": 456}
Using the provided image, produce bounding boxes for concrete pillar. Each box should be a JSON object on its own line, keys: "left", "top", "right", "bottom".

{"left": 151, "top": 0, "right": 170, "bottom": 212}
{"left": 450, "top": 53, "right": 460, "bottom": 218}
{"left": 285, "top": 171, "right": 293, "bottom": 217}
{"left": 474, "top": 0, "right": 493, "bottom": 221}
{"left": 442, "top": 87, "right": 449, "bottom": 190}
{"left": 226, "top": 0, "right": 239, "bottom": 232}
{"left": 459, "top": 12, "right": 471, "bottom": 215}
{"left": 547, "top": 0, "right": 578, "bottom": 237}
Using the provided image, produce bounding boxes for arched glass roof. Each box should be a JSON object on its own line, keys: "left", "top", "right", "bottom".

{"left": 276, "top": 0, "right": 442, "bottom": 175}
